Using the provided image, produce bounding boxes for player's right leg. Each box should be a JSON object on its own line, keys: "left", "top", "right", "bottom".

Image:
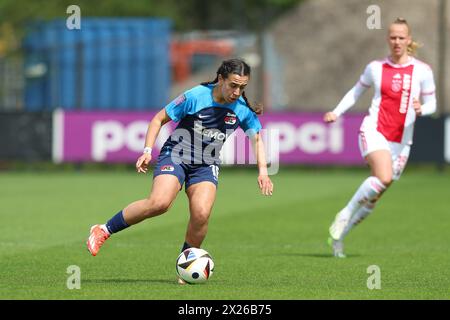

{"left": 122, "top": 174, "right": 181, "bottom": 224}
{"left": 329, "top": 131, "right": 393, "bottom": 256}
{"left": 87, "top": 160, "right": 184, "bottom": 256}
{"left": 329, "top": 150, "right": 391, "bottom": 241}
{"left": 329, "top": 199, "right": 377, "bottom": 258}
{"left": 328, "top": 237, "right": 346, "bottom": 258}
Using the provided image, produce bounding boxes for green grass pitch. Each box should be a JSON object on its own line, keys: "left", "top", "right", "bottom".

{"left": 0, "top": 167, "right": 449, "bottom": 299}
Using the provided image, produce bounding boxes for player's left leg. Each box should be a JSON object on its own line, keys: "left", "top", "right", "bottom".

{"left": 329, "top": 130, "right": 393, "bottom": 258}
{"left": 329, "top": 150, "right": 391, "bottom": 240}
{"left": 331, "top": 143, "right": 410, "bottom": 258}
{"left": 176, "top": 164, "right": 218, "bottom": 284}
{"left": 329, "top": 131, "right": 392, "bottom": 242}
{"left": 176, "top": 181, "right": 216, "bottom": 284}
{"left": 181, "top": 164, "right": 219, "bottom": 250}
{"left": 184, "top": 181, "right": 217, "bottom": 248}
{"left": 329, "top": 150, "right": 391, "bottom": 256}
{"left": 340, "top": 143, "right": 410, "bottom": 239}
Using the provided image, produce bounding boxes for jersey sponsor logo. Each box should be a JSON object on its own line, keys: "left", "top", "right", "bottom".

{"left": 161, "top": 165, "right": 175, "bottom": 172}
{"left": 399, "top": 74, "right": 412, "bottom": 114}
{"left": 391, "top": 73, "right": 402, "bottom": 92}
{"left": 193, "top": 122, "right": 228, "bottom": 141}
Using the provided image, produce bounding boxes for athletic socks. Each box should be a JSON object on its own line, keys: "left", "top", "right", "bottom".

{"left": 341, "top": 202, "right": 376, "bottom": 238}
{"left": 332, "top": 176, "right": 384, "bottom": 239}
{"left": 181, "top": 241, "right": 192, "bottom": 252}
{"left": 104, "top": 210, "right": 129, "bottom": 235}
{"left": 345, "top": 176, "right": 385, "bottom": 214}
{"left": 350, "top": 203, "right": 376, "bottom": 226}
{"left": 102, "top": 211, "right": 194, "bottom": 254}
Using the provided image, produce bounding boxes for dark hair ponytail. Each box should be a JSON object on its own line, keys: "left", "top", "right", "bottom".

{"left": 200, "top": 76, "right": 219, "bottom": 87}
{"left": 242, "top": 92, "right": 263, "bottom": 115}
{"left": 201, "top": 58, "right": 263, "bottom": 115}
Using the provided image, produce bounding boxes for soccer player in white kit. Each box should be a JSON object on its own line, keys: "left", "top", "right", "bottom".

{"left": 324, "top": 18, "right": 437, "bottom": 258}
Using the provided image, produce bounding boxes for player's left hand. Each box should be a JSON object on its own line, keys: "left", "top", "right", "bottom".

{"left": 258, "top": 175, "right": 273, "bottom": 196}
{"left": 413, "top": 98, "right": 422, "bottom": 116}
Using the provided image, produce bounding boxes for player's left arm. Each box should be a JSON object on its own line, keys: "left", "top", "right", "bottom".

{"left": 414, "top": 67, "right": 437, "bottom": 116}
{"left": 251, "top": 132, "right": 273, "bottom": 196}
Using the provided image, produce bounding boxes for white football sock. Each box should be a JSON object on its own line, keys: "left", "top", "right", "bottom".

{"left": 341, "top": 204, "right": 375, "bottom": 238}
{"left": 335, "top": 207, "right": 353, "bottom": 222}
{"left": 344, "top": 176, "right": 385, "bottom": 214}
{"left": 100, "top": 224, "right": 111, "bottom": 235}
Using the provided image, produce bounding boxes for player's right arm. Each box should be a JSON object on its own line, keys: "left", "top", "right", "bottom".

{"left": 324, "top": 62, "right": 373, "bottom": 123}
{"left": 136, "top": 91, "right": 192, "bottom": 173}
{"left": 136, "top": 109, "right": 172, "bottom": 173}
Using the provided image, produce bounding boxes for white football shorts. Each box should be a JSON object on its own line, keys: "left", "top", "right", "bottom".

{"left": 358, "top": 129, "right": 411, "bottom": 181}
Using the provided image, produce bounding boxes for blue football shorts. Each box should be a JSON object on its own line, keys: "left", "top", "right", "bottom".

{"left": 153, "top": 153, "right": 219, "bottom": 190}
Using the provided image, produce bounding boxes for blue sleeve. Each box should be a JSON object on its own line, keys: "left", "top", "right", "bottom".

{"left": 165, "top": 92, "right": 192, "bottom": 122}
{"left": 240, "top": 109, "right": 262, "bottom": 137}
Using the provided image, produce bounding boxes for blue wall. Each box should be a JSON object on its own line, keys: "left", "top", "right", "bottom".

{"left": 23, "top": 18, "right": 172, "bottom": 111}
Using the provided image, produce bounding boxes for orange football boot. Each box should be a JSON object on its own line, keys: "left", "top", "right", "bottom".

{"left": 87, "top": 225, "right": 110, "bottom": 256}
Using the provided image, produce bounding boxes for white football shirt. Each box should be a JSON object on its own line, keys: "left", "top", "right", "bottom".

{"left": 333, "top": 56, "right": 436, "bottom": 145}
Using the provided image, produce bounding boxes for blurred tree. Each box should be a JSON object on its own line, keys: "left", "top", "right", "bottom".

{"left": 0, "top": 0, "right": 303, "bottom": 37}
{"left": 0, "top": 23, "right": 19, "bottom": 57}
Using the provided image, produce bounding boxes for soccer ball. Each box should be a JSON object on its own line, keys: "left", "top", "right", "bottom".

{"left": 176, "top": 247, "right": 214, "bottom": 284}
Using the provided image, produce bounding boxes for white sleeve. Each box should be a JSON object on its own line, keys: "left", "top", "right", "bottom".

{"left": 332, "top": 64, "right": 372, "bottom": 117}
{"left": 420, "top": 67, "right": 436, "bottom": 116}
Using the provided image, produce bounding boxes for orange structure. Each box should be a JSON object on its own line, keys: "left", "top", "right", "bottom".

{"left": 171, "top": 39, "right": 235, "bottom": 82}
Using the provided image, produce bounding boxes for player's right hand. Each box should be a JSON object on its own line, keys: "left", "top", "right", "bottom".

{"left": 323, "top": 112, "right": 338, "bottom": 123}
{"left": 136, "top": 154, "right": 152, "bottom": 173}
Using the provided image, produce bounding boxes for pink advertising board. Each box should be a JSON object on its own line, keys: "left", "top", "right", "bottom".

{"left": 52, "top": 110, "right": 365, "bottom": 165}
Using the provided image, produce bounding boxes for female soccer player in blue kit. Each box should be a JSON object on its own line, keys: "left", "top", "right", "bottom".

{"left": 87, "top": 59, "right": 274, "bottom": 282}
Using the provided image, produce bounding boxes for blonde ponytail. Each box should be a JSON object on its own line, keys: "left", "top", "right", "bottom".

{"left": 407, "top": 40, "right": 422, "bottom": 56}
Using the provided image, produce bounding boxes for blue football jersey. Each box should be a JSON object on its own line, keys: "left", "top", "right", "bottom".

{"left": 162, "top": 84, "right": 262, "bottom": 165}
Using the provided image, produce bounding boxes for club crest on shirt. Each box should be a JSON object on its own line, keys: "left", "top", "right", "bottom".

{"left": 224, "top": 112, "right": 237, "bottom": 125}
{"left": 391, "top": 73, "right": 402, "bottom": 92}
{"left": 161, "top": 165, "right": 175, "bottom": 172}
